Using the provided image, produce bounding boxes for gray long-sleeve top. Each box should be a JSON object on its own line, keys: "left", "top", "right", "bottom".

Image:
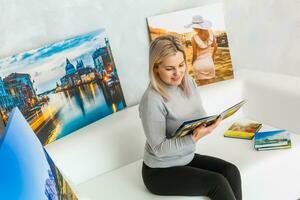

{"left": 139, "top": 76, "right": 207, "bottom": 168}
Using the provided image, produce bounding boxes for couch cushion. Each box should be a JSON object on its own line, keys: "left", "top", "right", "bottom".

{"left": 76, "top": 116, "right": 300, "bottom": 200}
{"left": 76, "top": 159, "right": 209, "bottom": 200}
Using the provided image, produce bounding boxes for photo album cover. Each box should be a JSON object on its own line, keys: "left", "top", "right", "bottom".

{"left": 0, "top": 29, "right": 126, "bottom": 145}
{"left": 254, "top": 130, "right": 292, "bottom": 151}
{"left": 173, "top": 100, "right": 245, "bottom": 138}
{"left": 147, "top": 2, "right": 234, "bottom": 86}
{"left": 0, "top": 107, "right": 78, "bottom": 200}
{"left": 224, "top": 120, "right": 262, "bottom": 140}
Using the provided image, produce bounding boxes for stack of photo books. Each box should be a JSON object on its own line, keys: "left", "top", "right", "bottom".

{"left": 224, "top": 120, "right": 262, "bottom": 140}
{"left": 254, "top": 130, "right": 292, "bottom": 151}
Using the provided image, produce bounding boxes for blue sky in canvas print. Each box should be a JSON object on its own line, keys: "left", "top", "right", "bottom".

{"left": 0, "top": 29, "right": 126, "bottom": 145}
{"left": 0, "top": 108, "right": 77, "bottom": 200}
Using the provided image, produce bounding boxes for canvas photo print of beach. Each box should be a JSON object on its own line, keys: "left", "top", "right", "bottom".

{"left": 0, "top": 29, "right": 126, "bottom": 145}
{"left": 147, "top": 2, "right": 234, "bottom": 86}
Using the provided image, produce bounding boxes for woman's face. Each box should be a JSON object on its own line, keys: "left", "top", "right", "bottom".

{"left": 155, "top": 51, "right": 186, "bottom": 86}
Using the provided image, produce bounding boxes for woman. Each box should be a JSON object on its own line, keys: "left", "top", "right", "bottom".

{"left": 139, "top": 35, "right": 242, "bottom": 200}
{"left": 186, "top": 15, "right": 217, "bottom": 85}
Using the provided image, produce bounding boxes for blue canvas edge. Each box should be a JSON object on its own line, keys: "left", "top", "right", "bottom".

{"left": 0, "top": 107, "right": 18, "bottom": 148}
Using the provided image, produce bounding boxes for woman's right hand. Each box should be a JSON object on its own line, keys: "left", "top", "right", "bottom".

{"left": 191, "top": 118, "right": 221, "bottom": 142}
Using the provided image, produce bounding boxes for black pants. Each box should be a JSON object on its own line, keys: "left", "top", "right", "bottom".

{"left": 142, "top": 154, "right": 242, "bottom": 200}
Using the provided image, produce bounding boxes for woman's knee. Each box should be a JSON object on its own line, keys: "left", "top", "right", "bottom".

{"left": 223, "top": 163, "right": 241, "bottom": 180}
{"left": 208, "top": 173, "right": 236, "bottom": 199}
{"left": 213, "top": 173, "right": 230, "bottom": 187}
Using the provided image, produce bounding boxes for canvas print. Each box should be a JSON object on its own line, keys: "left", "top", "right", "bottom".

{"left": 147, "top": 2, "right": 234, "bottom": 86}
{"left": 0, "top": 110, "right": 6, "bottom": 137}
{"left": 0, "top": 107, "right": 78, "bottom": 200}
{"left": 0, "top": 29, "right": 126, "bottom": 145}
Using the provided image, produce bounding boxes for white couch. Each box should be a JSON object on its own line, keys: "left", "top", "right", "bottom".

{"left": 45, "top": 69, "right": 300, "bottom": 200}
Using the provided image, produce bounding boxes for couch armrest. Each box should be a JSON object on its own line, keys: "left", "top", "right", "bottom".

{"left": 237, "top": 69, "right": 300, "bottom": 134}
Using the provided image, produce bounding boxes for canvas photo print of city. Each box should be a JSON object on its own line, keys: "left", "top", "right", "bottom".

{"left": 0, "top": 29, "right": 126, "bottom": 145}
{"left": 147, "top": 2, "right": 234, "bottom": 86}
{"left": 0, "top": 108, "right": 78, "bottom": 200}
{"left": 0, "top": 110, "right": 7, "bottom": 137}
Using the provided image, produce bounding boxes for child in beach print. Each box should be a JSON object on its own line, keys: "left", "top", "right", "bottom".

{"left": 147, "top": 2, "right": 234, "bottom": 86}
{"left": 0, "top": 29, "right": 126, "bottom": 145}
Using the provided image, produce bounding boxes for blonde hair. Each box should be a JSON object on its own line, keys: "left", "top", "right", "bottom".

{"left": 149, "top": 35, "right": 191, "bottom": 101}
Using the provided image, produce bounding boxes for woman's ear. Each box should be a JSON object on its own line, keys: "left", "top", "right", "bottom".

{"left": 154, "top": 64, "right": 159, "bottom": 72}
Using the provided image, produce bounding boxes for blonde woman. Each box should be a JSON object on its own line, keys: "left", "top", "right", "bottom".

{"left": 139, "top": 35, "right": 242, "bottom": 200}
{"left": 186, "top": 15, "right": 217, "bottom": 85}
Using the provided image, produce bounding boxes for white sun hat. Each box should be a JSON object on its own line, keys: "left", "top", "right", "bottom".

{"left": 185, "top": 15, "right": 212, "bottom": 30}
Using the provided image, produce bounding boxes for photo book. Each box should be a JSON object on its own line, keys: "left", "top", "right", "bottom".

{"left": 173, "top": 100, "right": 245, "bottom": 138}
{"left": 224, "top": 120, "right": 262, "bottom": 140}
{"left": 254, "top": 129, "right": 292, "bottom": 151}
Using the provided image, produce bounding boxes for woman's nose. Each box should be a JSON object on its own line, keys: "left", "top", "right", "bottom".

{"left": 173, "top": 68, "right": 180, "bottom": 75}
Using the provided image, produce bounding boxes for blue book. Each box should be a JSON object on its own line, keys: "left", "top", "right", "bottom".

{"left": 254, "top": 129, "right": 291, "bottom": 151}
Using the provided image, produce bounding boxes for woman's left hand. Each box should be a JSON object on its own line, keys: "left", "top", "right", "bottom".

{"left": 191, "top": 118, "right": 222, "bottom": 142}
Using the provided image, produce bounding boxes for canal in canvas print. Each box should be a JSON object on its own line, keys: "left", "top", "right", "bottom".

{"left": 0, "top": 29, "right": 126, "bottom": 145}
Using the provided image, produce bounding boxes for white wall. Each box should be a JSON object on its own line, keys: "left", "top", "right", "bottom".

{"left": 0, "top": 0, "right": 299, "bottom": 106}
{"left": 225, "top": 0, "right": 300, "bottom": 77}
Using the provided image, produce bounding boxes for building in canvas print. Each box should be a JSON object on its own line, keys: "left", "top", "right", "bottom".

{"left": 0, "top": 29, "right": 126, "bottom": 145}
{"left": 147, "top": 3, "right": 234, "bottom": 86}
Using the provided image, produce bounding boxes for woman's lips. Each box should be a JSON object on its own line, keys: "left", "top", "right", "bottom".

{"left": 171, "top": 77, "right": 181, "bottom": 81}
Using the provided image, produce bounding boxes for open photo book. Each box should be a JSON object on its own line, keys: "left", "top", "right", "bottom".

{"left": 173, "top": 100, "right": 246, "bottom": 138}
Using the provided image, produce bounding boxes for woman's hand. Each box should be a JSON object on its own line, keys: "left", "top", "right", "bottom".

{"left": 191, "top": 118, "right": 221, "bottom": 142}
